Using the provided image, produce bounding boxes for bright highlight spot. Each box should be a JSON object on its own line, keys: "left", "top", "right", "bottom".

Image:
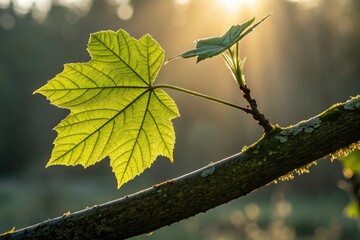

{"left": 0, "top": 0, "right": 92, "bottom": 25}
{"left": 32, "top": 0, "right": 52, "bottom": 22}
{"left": 117, "top": 3, "right": 133, "bottom": 20}
{"left": 174, "top": 0, "right": 190, "bottom": 6}
{"left": 287, "top": 0, "right": 320, "bottom": 8}
{"left": 220, "top": 0, "right": 243, "bottom": 9}
{"left": 107, "top": 0, "right": 134, "bottom": 20}
{"left": 216, "top": 0, "right": 259, "bottom": 15}
{"left": 13, "top": 0, "right": 32, "bottom": 15}
{"left": 0, "top": 0, "right": 10, "bottom": 9}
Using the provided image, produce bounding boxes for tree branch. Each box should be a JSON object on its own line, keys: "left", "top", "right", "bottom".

{"left": 2, "top": 96, "right": 360, "bottom": 240}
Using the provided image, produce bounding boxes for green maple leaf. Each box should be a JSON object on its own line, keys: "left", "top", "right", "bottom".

{"left": 168, "top": 14, "right": 271, "bottom": 63}
{"left": 35, "top": 29, "right": 180, "bottom": 188}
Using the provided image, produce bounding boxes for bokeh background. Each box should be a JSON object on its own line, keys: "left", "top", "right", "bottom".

{"left": 1, "top": 0, "right": 360, "bottom": 239}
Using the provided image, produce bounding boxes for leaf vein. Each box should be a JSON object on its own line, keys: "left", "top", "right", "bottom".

{"left": 118, "top": 91, "right": 151, "bottom": 185}
{"left": 92, "top": 31, "right": 149, "bottom": 86}
{"left": 53, "top": 90, "right": 149, "bottom": 163}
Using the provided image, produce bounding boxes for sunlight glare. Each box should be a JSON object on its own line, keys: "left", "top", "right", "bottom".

{"left": 5, "top": 0, "right": 92, "bottom": 22}
{"left": 57, "top": 0, "right": 92, "bottom": 14}
{"left": 174, "top": 0, "right": 190, "bottom": 6}
{"left": 107, "top": 0, "right": 134, "bottom": 20}
{"left": 13, "top": 0, "right": 33, "bottom": 15}
{"left": 287, "top": 0, "right": 320, "bottom": 8}
{"left": 0, "top": 0, "right": 10, "bottom": 9}
{"left": 116, "top": 3, "right": 133, "bottom": 20}
{"left": 32, "top": 0, "right": 52, "bottom": 22}
{"left": 216, "top": 0, "right": 258, "bottom": 14}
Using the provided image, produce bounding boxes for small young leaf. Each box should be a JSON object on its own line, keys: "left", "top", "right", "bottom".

{"left": 35, "top": 29, "right": 180, "bottom": 188}
{"left": 168, "top": 14, "right": 271, "bottom": 63}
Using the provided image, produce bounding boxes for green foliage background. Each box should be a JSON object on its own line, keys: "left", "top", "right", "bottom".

{"left": 1, "top": 0, "right": 360, "bottom": 239}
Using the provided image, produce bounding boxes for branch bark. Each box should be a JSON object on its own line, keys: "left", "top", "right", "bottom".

{"left": 2, "top": 96, "right": 360, "bottom": 240}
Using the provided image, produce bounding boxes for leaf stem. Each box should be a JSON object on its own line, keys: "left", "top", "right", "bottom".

{"left": 153, "top": 84, "right": 252, "bottom": 114}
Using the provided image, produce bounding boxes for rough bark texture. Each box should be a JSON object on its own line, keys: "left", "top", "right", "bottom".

{"left": 2, "top": 96, "right": 360, "bottom": 240}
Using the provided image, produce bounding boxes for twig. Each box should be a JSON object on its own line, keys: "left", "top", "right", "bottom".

{"left": 240, "top": 85, "right": 273, "bottom": 133}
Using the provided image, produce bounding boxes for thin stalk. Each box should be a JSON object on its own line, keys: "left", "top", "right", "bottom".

{"left": 234, "top": 43, "right": 245, "bottom": 87}
{"left": 224, "top": 45, "right": 245, "bottom": 88}
{"left": 153, "top": 84, "right": 252, "bottom": 114}
{"left": 222, "top": 52, "right": 233, "bottom": 70}
{"left": 224, "top": 43, "right": 272, "bottom": 133}
{"left": 234, "top": 43, "right": 244, "bottom": 87}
